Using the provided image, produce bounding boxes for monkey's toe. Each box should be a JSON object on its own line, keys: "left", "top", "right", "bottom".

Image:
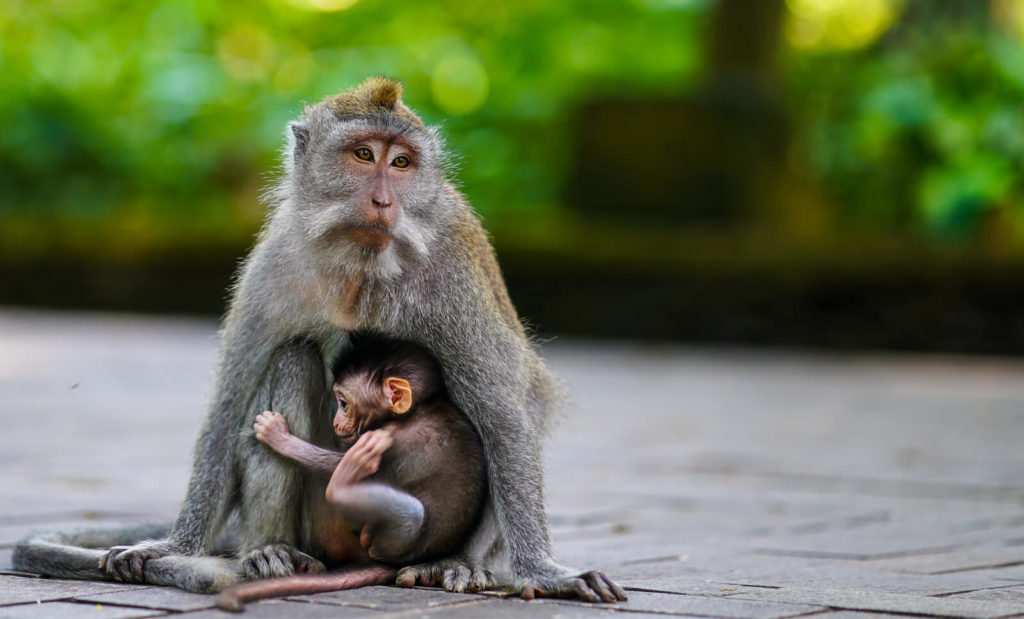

{"left": 396, "top": 559, "right": 494, "bottom": 592}
{"left": 442, "top": 564, "right": 472, "bottom": 592}
{"left": 519, "top": 566, "right": 627, "bottom": 603}
{"left": 241, "top": 544, "right": 324, "bottom": 580}
{"left": 292, "top": 550, "right": 326, "bottom": 574}
{"left": 467, "top": 567, "right": 496, "bottom": 592}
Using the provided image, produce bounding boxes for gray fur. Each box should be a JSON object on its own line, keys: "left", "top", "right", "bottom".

{"left": 14, "top": 81, "right": 622, "bottom": 601}
{"left": 12, "top": 525, "right": 237, "bottom": 593}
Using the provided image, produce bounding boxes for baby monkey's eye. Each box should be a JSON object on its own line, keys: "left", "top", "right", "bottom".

{"left": 391, "top": 155, "right": 410, "bottom": 169}
{"left": 338, "top": 398, "right": 348, "bottom": 410}
{"left": 354, "top": 147, "right": 374, "bottom": 162}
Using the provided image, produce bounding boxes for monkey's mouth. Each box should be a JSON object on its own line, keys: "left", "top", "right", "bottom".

{"left": 346, "top": 223, "right": 392, "bottom": 250}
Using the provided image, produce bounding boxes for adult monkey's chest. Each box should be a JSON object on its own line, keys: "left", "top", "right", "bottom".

{"left": 322, "top": 271, "right": 366, "bottom": 331}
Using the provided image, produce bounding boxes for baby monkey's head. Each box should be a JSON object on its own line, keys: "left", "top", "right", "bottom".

{"left": 330, "top": 332, "right": 446, "bottom": 442}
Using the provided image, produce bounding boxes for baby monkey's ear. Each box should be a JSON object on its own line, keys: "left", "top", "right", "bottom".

{"left": 383, "top": 377, "right": 412, "bottom": 414}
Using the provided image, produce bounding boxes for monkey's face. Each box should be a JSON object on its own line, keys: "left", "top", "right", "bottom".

{"left": 332, "top": 374, "right": 413, "bottom": 442}
{"left": 282, "top": 94, "right": 453, "bottom": 277}
{"left": 329, "top": 134, "right": 418, "bottom": 252}
{"left": 331, "top": 378, "right": 388, "bottom": 442}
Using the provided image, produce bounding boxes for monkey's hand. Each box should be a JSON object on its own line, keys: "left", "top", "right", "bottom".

{"left": 241, "top": 544, "right": 326, "bottom": 580}
{"left": 395, "top": 557, "right": 496, "bottom": 593}
{"left": 518, "top": 561, "right": 627, "bottom": 603}
{"left": 254, "top": 411, "right": 290, "bottom": 449}
{"left": 100, "top": 538, "right": 181, "bottom": 583}
{"left": 331, "top": 429, "right": 393, "bottom": 486}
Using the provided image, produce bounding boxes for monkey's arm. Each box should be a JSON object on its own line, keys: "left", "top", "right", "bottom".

{"left": 254, "top": 411, "right": 344, "bottom": 478}
{"left": 271, "top": 438, "right": 344, "bottom": 479}
{"left": 261, "top": 431, "right": 344, "bottom": 478}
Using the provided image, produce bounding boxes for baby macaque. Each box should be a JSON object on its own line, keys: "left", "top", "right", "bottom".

{"left": 217, "top": 334, "right": 486, "bottom": 611}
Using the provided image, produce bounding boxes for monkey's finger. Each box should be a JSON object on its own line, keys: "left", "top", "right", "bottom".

{"left": 396, "top": 563, "right": 438, "bottom": 587}
{"left": 129, "top": 552, "right": 148, "bottom": 582}
{"left": 113, "top": 554, "right": 135, "bottom": 583}
{"left": 352, "top": 447, "right": 373, "bottom": 468}
{"left": 97, "top": 549, "right": 112, "bottom": 571}
{"left": 522, "top": 583, "right": 539, "bottom": 600}
{"left": 350, "top": 441, "right": 372, "bottom": 460}
{"left": 582, "top": 571, "right": 617, "bottom": 603}
{"left": 443, "top": 565, "right": 472, "bottom": 592}
{"left": 363, "top": 433, "right": 382, "bottom": 452}
{"left": 603, "top": 573, "right": 628, "bottom": 601}
{"left": 363, "top": 446, "right": 386, "bottom": 468}
{"left": 570, "top": 578, "right": 601, "bottom": 603}
{"left": 365, "top": 432, "right": 388, "bottom": 453}
{"left": 359, "top": 434, "right": 379, "bottom": 454}
{"left": 297, "top": 554, "right": 326, "bottom": 574}
{"left": 247, "top": 552, "right": 271, "bottom": 579}
{"left": 265, "top": 547, "right": 292, "bottom": 577}
{"left": 421, "top": 563, "right": 442, "bottom": 587}
{"left": 395, "top": 567, "right": 417, "bottom": 588}
{"left": 467, "top": 568, "right": 492, "bottom": 592}
{"left": 241, "top": 557, "right": 257, "bottom": 580}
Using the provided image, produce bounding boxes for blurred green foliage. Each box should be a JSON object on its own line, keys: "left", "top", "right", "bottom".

{"left": 0, "top": 0, "right": 705, "bottom": 243}
{"left": 787, "top": 0, "right": 1024, "bottom": 246}
{"left": 3, "top": 0, "right": 1024, "bottom": 255}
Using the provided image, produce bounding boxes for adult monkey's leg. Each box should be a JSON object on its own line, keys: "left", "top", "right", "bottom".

{"left": 100, "top": 314, "right": 328, "bottom": 588}
{"left": 237, "top": 337, "right": 332, "bottom": 580}
{"left": 395, "top": 323, "right": 627, "bottom": 603}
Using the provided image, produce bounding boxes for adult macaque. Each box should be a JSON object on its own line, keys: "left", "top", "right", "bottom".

{"left": 217, "top": 334, "right": 486, "bottom": 612}
{"left": 14, "top": 77, "right": 625, "bottom": 603}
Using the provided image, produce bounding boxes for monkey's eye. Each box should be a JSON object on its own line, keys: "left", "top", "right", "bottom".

{"left": 353, "top": 147, "right": 374, "bottom": 162}
{"left": 391, "top": 155, "right": 410, "bottom": 169}
{"left": 338, "top": 398, "right": 348, "bottom": 411}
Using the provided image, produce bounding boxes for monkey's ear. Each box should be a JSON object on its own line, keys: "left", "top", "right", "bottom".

{"left": 289, "top": 121, "right": 309, "bottom": 158}
{"left": 384, "top": 377, "right": 412, "bottom": 414}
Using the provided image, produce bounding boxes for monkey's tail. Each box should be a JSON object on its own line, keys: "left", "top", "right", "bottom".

{"left": 216, "top": 564, "right": 396, "bottom": 612}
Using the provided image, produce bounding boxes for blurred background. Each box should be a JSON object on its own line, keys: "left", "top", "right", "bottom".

{"left": 3, "top": 0, "right": 1024, "bottom": 353}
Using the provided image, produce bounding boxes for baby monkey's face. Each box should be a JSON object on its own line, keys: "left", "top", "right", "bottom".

{"left": 332, "top": 373, "right": 413, "bottom": 442}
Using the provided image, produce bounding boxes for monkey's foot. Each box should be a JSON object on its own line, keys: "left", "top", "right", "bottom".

{"left": 519, "top": 562, "right": 627, "bottom": 603}
{"left": 100, "top": 539, "right": 180, "bottom": 583}
{"left": 240, "top": 544, "right": 325, "bottom": 580}
{"left": 395, "top": 558, "right": 496, "bottom": 593}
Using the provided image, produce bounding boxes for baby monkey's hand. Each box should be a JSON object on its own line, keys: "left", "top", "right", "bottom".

{"left": 332, "top": 429, "right": 393, "bottom": 485}
{"left": 254, "top": 411, "right": 290, "bottom": 447}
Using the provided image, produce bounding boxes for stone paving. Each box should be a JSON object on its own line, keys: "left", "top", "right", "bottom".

{"left": 2, "top": 308, "right": 1024, "bottom": 617}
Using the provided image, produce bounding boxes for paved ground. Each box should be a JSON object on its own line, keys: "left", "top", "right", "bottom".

{"left": 2, "top": 308, "right": 1024, "bottom": 618}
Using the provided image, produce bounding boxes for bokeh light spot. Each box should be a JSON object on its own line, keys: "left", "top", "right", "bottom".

{"left": 786, "top": 0, "right": 901, "bottom": 51}
{"left": 273, "top": 48, "right": 315, "bottom": 92}
{"left": 431, "top": 52, "right": 489, "bottom": 116}
{"left": 216, "top": 24, "right": 275, "bottom": 82}
{"left": 287, "top": 0, "right": 358, "bottom": 12}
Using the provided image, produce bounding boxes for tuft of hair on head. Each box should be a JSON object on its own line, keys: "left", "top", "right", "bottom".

{"left": 325, "top": 76, "right": 424, "bottom": 127}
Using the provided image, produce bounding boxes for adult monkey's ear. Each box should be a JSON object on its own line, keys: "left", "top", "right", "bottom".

{"left": 384, "top": 377, "right": 412, "bottom": 414}
{"left": 289, "top": 121, "right": 309, "bottom": 160}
